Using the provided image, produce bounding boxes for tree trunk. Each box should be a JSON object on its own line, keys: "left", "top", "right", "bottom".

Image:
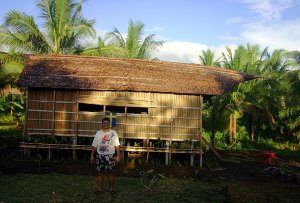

{"left": 210, "top": 106, "right": 216, "bottom": 146}
{"left": 229, "top": 114, "right": 237, "bottom": 144}
{"left": 248, "top": 114, "right": 254, "bottom": 141}
{"left": 10, "top": 85, "right": 13, "bottom": 116}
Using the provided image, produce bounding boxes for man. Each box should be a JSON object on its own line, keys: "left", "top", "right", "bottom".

{"left": 90, "top": 117, "right": 120, "bottom": 195}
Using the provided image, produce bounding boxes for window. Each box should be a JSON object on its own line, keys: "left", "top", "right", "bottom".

{"left": 79, "top": 103, "right": 103, "bottom": 112}
{"left": 127, "top": 107, "right": 148, "bottom": 114}
{"left": 106, "top": 106, "right": 125, "bottom": 114}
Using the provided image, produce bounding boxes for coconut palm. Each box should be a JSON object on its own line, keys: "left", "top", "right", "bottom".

{"left": 199, "top": 49, "right": 223, "bottom": 145}
{"left": 105, "top": 19, "right": 163, "bottom": 59}
{"left": 0, "top": 0, "right": 95, "bottom": 54}
{"left": 221, "top": 44, "right": 268, "bottom": 142}
{"left": 261, "top": 49, "right": 299, "bottom": 139}
{"left": 278, "top": 70, "right": 300, "bottom": 140}
{"left": 81, "top": 36, "right": 127, "bottom": 57}
{"left": 199, "top": 49, "right": 221, "bottom": 66}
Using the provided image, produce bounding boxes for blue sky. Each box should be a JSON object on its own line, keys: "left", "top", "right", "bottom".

{"left": 1, "top": 0, "right": 300, "bottom": 63}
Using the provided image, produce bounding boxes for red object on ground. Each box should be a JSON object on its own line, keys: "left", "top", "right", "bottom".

{"left": 258, "top": 151, "right": 276, "bottom": 164}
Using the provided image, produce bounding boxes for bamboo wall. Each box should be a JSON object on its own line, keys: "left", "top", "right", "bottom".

{"left": 26, "top": 88, "right": 202, "bottom": 141}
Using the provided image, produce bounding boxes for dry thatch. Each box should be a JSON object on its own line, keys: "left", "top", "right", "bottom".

{"left": 18, "top": 54, "right": 256, "bottom": 95}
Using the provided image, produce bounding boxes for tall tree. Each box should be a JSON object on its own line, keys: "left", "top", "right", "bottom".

{"left": 199, "top": 49, "right": 222, "bottom": 145}
{"left": 221, "top": 44, "right": 267, "bottom": 142}
{"left": 199, "top": 49, "right": 221, "bottom": 66}
{"left": 261, "top": 49, "right": 298, "bottom": 139}
{"left": 0, "top": 0, "right": 95, "bottom": 54}
{"left": 106, "top": 19, "right": 163, "bottom": 59}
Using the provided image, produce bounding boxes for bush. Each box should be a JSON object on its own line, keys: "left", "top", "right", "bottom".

{"left": 0, "top": 114, "right": 16, "bottom": 123}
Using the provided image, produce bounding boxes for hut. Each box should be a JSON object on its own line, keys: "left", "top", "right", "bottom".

{"left": 18, "top": 54, "right": 254, "bottom": 164}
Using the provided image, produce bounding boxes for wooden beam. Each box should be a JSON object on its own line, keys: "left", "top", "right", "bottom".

{"left": 19, "top": 142, "right": 205, "bottom": 154}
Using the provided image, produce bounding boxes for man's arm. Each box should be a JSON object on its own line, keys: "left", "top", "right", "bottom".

{"left": 115, "top": 145, "right": 120, "bottom": 163}
{"left": 90, "top": 147, "right": 96, "bottom": 163}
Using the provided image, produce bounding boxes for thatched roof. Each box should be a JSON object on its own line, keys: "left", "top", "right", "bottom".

{"left": 18, "top": 54, "right": 256, "bottom": 96}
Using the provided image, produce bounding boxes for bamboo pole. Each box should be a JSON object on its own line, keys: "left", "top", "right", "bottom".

{"left": 199, "top": 95, "right": 203, "bottom": 168}
{"left": 22, "top": 90, "right": 29, "bottom": 158}
{"left": 73, "top": 91, "right": 79, "bottom": 160}
{"left": 23, "top": 89, "right": 29, "bottom": 137}
{"left": 146, "top": 92, "right": 151, "bottom": 163}
{"left": 51, "top": 90, "right": 56, "bottom": 135}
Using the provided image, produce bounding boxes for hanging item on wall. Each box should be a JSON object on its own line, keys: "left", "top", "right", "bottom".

{"left": 105, "top": 111, "right": 117, "bottom": 127}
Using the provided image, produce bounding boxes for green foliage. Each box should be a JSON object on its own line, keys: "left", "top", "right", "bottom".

{"left": 0, "top": 0, "right": 95, "bottom": 54}
{"left": 106, "top": 19, "right": 163, "bottom": 59}
{"left": 0, "top": 125, "right": 23, "bottom": 139}
{"left": 199, "top": 49, "right": 221, "bottom": 66}
{"left": 0, "top": 114, "right": 15, "bottom": 123}
{"left": 202, "top": 44, "right": 300, "bottom": 146}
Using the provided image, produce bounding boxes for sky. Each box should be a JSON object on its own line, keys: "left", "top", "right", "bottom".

{"left": 1, "top": 0, "right": 300, "bottom": 64}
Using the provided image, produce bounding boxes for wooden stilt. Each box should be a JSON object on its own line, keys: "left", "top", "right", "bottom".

{"left": 48, "top": 149, "right": 51, "bottom": 161}
{"left": 72, "top": 136, "right": 77, "bottom": 160}
{"left": 165, "top": 141, "right": 169, "bottom": 165}
{"left": 199, "top": 95, "right": 203, "bottom": 168}
{"left": 190, "top": 141, "right": 195, "bottom": 167}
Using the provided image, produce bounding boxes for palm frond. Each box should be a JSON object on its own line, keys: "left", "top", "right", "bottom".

{"left": 137, "top": 34, "right": 163, "bottom": 59}
{"left": 106, "top": 28, "right": 126, "bottom": 48}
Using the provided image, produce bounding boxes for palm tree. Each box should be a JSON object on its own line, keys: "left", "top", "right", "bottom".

{"left": 278, "top": 70, "right": 300, "bottom": 140}
{"left": 199, "top": 49, "right": 221, "bottom": 66}
{"left": 221, "top": 44, "right": 267, "bottom": 143}
{"left": 261, "top": 49, "right": 299, "bottom": 139}
{"left": 105, "top": 19, "right": 163, "bottom": 59}
{"left": 199, "top": 49, "right": 222, "bottom": 145}
{"left": 0, "top": 0, "right": 95, "bottom": 54}
{"left": 81, "top": 36, "right": 127, "bottom": 57}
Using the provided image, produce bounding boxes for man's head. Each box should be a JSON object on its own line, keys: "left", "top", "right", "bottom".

{"left": 102, "top": 117, "right": 110, "bottom": 130}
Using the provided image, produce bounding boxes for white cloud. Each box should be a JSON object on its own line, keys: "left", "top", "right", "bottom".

{"left": 155, "top": 41, "right": 238, "bottom": 64}
{"left": 236, "top": 0, "right": 293, "bottom": 21}
{"left": 241, "top": 20, "right": 300, "bottom": 51}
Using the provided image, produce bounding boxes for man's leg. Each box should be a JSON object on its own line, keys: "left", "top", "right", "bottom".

{"left": 97, "top": 174, "right": 104, "bottom": 192}
{"left": 108, "top": 173, "right": 115, "bottom": 192}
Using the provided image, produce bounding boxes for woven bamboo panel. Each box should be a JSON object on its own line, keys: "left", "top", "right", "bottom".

{"left": 28, "top": 89, "right": 54, "bottom": 101}
{"left": 54, "top": 121, "right": 77, "bottom": 134}
{"left": 173, "top": 94, "right": 200, "bottom": 107}
{"left": 150, "top": 92, "right": 172, "bottom": 106}
{"left": 174, "top": 108, "right": 200, "bottom": 118}
{"left": 55, "top": 103, "right": 77, "bottom": 112}
{"left": 150, "top": 107, "right": 173, "bottom": 117}
{"left": 173, "top": 117, "right": 199, "bottom": 127}
{"left": 55, "top": 89, "right": 78, "bottom": 101}
{"left": 104, "top": 91, "right": 128, "bottom": 98}
{"left": 27, "top": 111, "right": 52, "bottom": 120}
{"left": 25, "top": 89, "right": 202, "bottom": 141}
{"left": 28, "top": 101, "right": 53, "bottom": 111}
{"left": 54, "top": 112, "right": 76, "bottom": 121}
{"left": 27, "top": 120, "right": 52, "bottom": 131}
{"left": 149, "top": 117, "right": 171, "bottom": 125}
{"left": 125, "top": 115, "right": 149, "bottom": 134}
{"left": 148, "top": 126, "right": 171, "bottom": 139}
{"left": 78, "top": 112, "right": 103, "bottom": 135}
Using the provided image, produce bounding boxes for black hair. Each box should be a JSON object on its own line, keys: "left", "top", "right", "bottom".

{"left": 102, "top": 117, "right": 110, "bottom": 123}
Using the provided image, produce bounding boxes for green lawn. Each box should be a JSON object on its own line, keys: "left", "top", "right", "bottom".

{"left": 0, "top": 174, "right": 228, "bottom": 203}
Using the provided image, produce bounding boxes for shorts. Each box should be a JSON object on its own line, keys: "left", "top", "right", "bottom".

{"left": 95, "top": 154, "right": 116, "bottom": 173}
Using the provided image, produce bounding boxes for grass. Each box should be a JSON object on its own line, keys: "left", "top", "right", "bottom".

{"left": 0, "top": 125, "right": 23, "bottom": 139}
{"left": 0, "top": 174, "right": 228, "bottom": 203}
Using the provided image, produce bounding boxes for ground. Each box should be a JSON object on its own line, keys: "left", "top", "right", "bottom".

{"left": 1, "top": 151, "right": 299, "bottom": 202}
